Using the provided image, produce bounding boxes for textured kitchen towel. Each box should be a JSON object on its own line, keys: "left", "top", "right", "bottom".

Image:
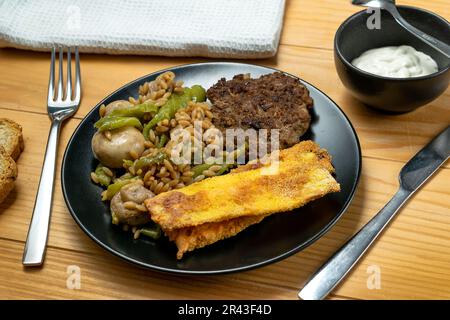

{"left": 0, "top": 0, "right": 286, "bottom": 58}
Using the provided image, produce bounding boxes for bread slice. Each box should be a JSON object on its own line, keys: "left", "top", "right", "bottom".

{"left": 0, "top": 146, "right": 17, "bottom": 204}
{"left": 0, "top": 118, "right": 24, "bottom": 160}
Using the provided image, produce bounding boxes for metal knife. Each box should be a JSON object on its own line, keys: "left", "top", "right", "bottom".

{"left": 299, "top": 125, "right": 450, "bottom": 300}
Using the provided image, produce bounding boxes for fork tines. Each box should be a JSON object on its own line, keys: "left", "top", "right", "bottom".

{"left": 48, "top": 47, "right": 81, "bottom": 105}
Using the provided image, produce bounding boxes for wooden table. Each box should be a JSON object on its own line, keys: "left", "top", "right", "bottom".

{"left": 0, "top": 0, "right": 449, "bottom": 300}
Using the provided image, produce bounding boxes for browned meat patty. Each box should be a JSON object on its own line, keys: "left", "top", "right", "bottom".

{"left": 206, "top": 72, "right": 313, "bottom": 149}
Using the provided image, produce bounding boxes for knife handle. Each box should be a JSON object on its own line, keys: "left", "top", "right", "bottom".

{"left": 298, "top": 188, "right": 411, "bottom": 300}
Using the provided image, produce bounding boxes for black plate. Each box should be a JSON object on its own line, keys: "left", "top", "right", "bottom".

{"left": 62, "top": 62, "right": 361, "bottom": 275}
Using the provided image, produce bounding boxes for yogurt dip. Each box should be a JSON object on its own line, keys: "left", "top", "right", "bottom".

{"left": 351, "top": 45, "right": 438, "bottom": 78}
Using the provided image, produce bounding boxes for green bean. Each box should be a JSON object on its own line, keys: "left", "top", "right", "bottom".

{"left": 191, "top": 163, "right": 234, "bottom": 178}
{"left": 189, "top": 84, "right": 207, "bottom": 102}
{"left": 216, "top": 143, "right": 248, "bottom": 175}
{"left": 143, "top": 85, "right": 206, "bottom": 140}
{"left": 95, "top": 114, "right": 117, "bottom": 128}
{"left": 95, "top": 102, "right": 158, "bottom": 129}
{"left": 106, "top": 101, "right": 159, "bottom": 119}
{"left": 215, "top": 163, "right": 234, "bottom": 175}
{"left": 94, "top": 114, "right": 110, "bottom": 128}
{"left": 122, "top": 159, "right": 134, "bottom": 168}
{"left": 157, "top": 134, "right": 168, "bottom": 148}
{"left": 138, "top": 225, "right": 161, "bottom": 240}
{"left": 96, "top": 116, "right": 142, "bottom": 132}
{"left": 191, "top": 143, "right": 248, "bottom": 178}
{"left": 104, "top": 178, "right": 138, "bottom": 200}
{"left": 134, "top": 152, "right": 166, "bottom": 171}
{"left": 94, "top": 164, "right": 112, "bottom": 186}
{"left": 191, "top": 163, "right": 215, "bottom": 178}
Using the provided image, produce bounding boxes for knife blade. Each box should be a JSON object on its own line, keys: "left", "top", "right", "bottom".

{"left": 298, "top": 125, "right": 450, "bottom": 300}
{"left": 400, "top": 126, "right": 450, "bottom": 192}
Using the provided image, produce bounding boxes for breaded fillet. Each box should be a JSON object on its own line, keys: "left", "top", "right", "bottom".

{"left": 145, "top": 141, "right": 340, "bottom": 259}
{"left": 146, "top": 141, "right": 340, "bottom": 231}
{"left": 166, "top": 215, "right": 266, "bottom": 259}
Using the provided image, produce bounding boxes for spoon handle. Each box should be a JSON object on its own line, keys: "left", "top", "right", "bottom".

{"left": 386, "top": 4, "right": 450, "bottom": 58}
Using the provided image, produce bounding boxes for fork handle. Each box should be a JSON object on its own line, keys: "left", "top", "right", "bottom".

{"left": 298, "top": 188, "right": 411, "bottom": 300}
{"left": 23, "top": 120, "right": 61, "bottom": 266}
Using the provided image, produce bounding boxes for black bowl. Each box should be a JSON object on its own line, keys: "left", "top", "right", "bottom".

{"left": 334, "top": 6, "right": 450, "bottom": 113}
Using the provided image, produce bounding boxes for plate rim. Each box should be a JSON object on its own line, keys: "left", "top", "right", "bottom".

{"left": 61, "top": 61, "right": 362, "bottom": 275}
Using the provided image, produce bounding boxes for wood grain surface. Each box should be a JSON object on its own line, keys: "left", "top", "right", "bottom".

{"left": 0, "top": 0, "right": 449, "bottom": 300}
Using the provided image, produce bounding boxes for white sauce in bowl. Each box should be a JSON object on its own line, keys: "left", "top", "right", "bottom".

{"left": 351, "top": 45, "right": 438, "bottom": 78}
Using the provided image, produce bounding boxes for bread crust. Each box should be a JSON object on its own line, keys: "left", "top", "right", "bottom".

{"left": 0, "top": 118, "right": 24, "bottom": 160}
{"left": 0, "top": 146, "right": 18, "bottom": 204}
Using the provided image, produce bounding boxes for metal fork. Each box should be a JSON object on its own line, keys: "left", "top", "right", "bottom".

{"left": 22, "top": 47, "right": 81, "bottom": 266}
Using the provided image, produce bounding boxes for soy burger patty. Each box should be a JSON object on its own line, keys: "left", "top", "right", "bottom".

{"left": 206, "top": 72, "right": 313, "bottom": 149}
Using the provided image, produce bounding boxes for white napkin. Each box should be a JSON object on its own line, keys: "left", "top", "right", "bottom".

{"left": 0, "top": 0, "right": 285, "bottom": 59}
